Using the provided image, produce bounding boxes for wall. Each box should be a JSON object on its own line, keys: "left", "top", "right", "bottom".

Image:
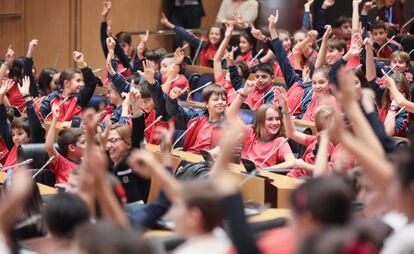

{"left": 0, "top": 0, "right": 222, "bottom": 73}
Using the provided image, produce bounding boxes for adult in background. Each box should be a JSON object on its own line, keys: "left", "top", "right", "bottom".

{"left": 377, "top": 0, "right": 407, "bottom": 28}
{"left": 166, "top": 0, "right": 205, "bottom": 53}
{"left": 216, "top": 0, "right": 258, "bottom": 24}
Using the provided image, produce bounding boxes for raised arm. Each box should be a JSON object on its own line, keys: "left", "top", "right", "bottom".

{"left": 352, "top": 0, "right": 362, "bottom": 36}
{"left": 364, "top": 36, "right": 377, "bottom": 82}
{"left": 315, "top": 25, "right": 332, "bottom": 68}
{"left": 73, "top": 51, "right": 98, "bottom": 108}
{"left": 227, "top": 80, "right": 255, "bottom": 122}
{"left": 100, "top": 1, "right": 112, "bottom": 57}
{"left": 0, "top": 47, "right": 14, "bottom": 82}
{"left": 302, "top": 0, "right": 315, "bottom": 30}
{"left": 24, "top": 39, "right": 38, "bottom": 97}
{"left": 19, "top": 76, "right": 45, "bottom": 143}
{"left": 315, "top": 0, "right": 335, "bottom": 36}
{"left": 278, "top": 87, "right": 308, "bottom": 145}
{"left": 384, "top": 75, "right": 414, "bottom": 113}
{"left": 214, "top": 22, "right": 234, "bottom": 81}
{"left": 45, "top": 104, "right": 61, "bottom": 161}
{"left": 160, "top": 13, "right": 202, "bottom": 48}
{"left": 130, "top": 87, "right": 145, "bottom": 148}
{"left": 313, "top": 131, "right": 330, "bottom": 177}
{"left": 0, "top": 82, "right": 13, "bottom": 150}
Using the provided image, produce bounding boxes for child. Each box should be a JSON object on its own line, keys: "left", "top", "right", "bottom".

{"left": 166, "top": 84, "right": 227, "bottom": 154}
{"left": 370, "top": 20, "right": 401, "bottom": 58}
{"left": 0, "top": 76, "right": 44, "bottom": 168}
{"left": 228, "top": 83, "right": 295, "bottom": 169}
{"left": 160, "top": 13, "right": 223, "bottom": 67}
{"left": 45, "top": 104, "right": 85, "bottom": 184}
{"left": 39, "top": 52, "right": 98, "bottom": 122}
{"left": 229, "top": 64, "right": 275, "bottom": 110}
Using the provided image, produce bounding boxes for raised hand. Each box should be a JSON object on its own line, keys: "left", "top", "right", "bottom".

{"left": 0, "top": 79, "right": 13, "bottom": 99}
{"left": 82, "top": 108, "right": 100, "bottom": 134}
{"left": 304, "top": 0, "right": 314, "bottom": 12}
{"left": 239, "top": 80, "right": 256, "bottom": 97}
{"left": 160, "top": 12, "right": 174, "bottom": 29}
{"left": 307, "top": 30, "right": 318, "bottom": 45}
{"left": 224, "top": 21, "right": 234, "bottom": 38}
{"left": 268, "top": 9, "right": 279, "bottom": 31}
{"left": 224, "top": 46, "right": 237, "bottom": 66}
{"left": 27, "top": 39, "right": 38, "bottom": 58}
{"left": 137, "top": 42, "right": 145, "bottom": 60}
{"left": 137, "top": 60, "right": 156, "bottom": 84}
{"left": 362, "top": 0, "right": 376, "bottom": 14}
{"left": 18, "top": 76, "right": 31, "bottom": 97}
{"left": 251, "top": 26, "right": 266, "bottom": 41}
{"left": 51, "top": 104, "right": 60, "bottom": 119}
{"left": 102, "top": 1, "right": 112, "bottom": 19}
{"left": 275, "top": 86, "right": 288, "bottom": 110}
{"left": 353, "top": 0, "right": 362, "bottom": 7}
{"left": 73, "top": 51, "right": 84, "bottom": 64}
{"left": 139, "top": 30, "right": 149, "bottom": 45}
{"left": 174, "top": 48, "right": 184, "bottom": 65}
{"left": 335, "top": 67, "right": 357, "bottom": 106}
{"left": 127, "top": 149, "right": 163, "bottom": 179}
{"left": 153, "top": 121, "right": 175, "bottom": 153}
{"left": 322, "top": 0, "right": 335, "bottom": 9}
{"left": 106, "top": 37, "right": 116, "bottom": 51}
{"left": 169, "top": 86, "right": 184, "bottom": 100}
{"left": 323, "top": 25, "right": 332, "bottom": 40}
{"left": 344, "top": 33, "right": 363, "bottom": 60}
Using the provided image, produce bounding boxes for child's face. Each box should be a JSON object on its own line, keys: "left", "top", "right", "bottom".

{"left": 239, "top": 36, "right": 250, "bottom": 54}
{"left": 326, "top": 48, "right": 344, "bottom": 66}
{"left": 350, "top": 73, "right": 362, "bottom": 99}
{"left": 119, "top": 41, "right": 131, "bottom": 54}
{"left": 255, "top": 70, "right": 273, "bottom": 90}
{"left": 208, "top": 27, "right": 221, "bottom": 46}
{"left": 340, "top": 22, "right": 352, "bottom": 40}
{"left": 206, "top": 93, "right": 226, "bottom": 117}
{"left": 312, "top": 72, "right": 330, "bottom": 96}
{"left": 140, "top": 97, "right": 155, "bottom": 114}
{"left": 66, "top": 73, "right": 83, "bottom": 94}
{"left": 107, "top": 86, "right": 122, "bottom": 105}
{"left": 170, "top": 198, "right": 197, "bottom": 238}
{"left": 50, "top": 73, "right": 60, "bottom": 91}
{"left": 71, "top": 134, "right": 86, "bottom": 159}
{"left": 391, "top": 56, "right": 408, "bottom": 73}
{"left": 11, "top": 128, "right": 30, "bottom": 146}
{"left": 372, "top": 28, "right": 387, "bottom": 46}
{"left": 264, "top": 108, "right": 281, "bottom": 137}
{"left": 160, "top": 57, "right": 175, "bottom": 76}
{"left": 279, "top": 33, "right": 292, "bottom": 51}
{"left": 293, "top": 32, "right": 306, "bottom": 47}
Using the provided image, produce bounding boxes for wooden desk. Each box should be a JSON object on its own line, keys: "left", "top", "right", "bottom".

{"left": 145, "top": 208, "right": 290, "bottom": 238}
{"left": 178, "top": 100, "right": 206, "bottom": 109}
{"left": 0, "top": 172, "right": 57, "bottom": 195}
{"left": 145, "top": 144, "right": 300, "bottom": 208}
{"left": 293, "top": 119, "right": 317, "bottom": 135}
{"left": 185, "top": 65, "right": 215, "bottom": 75}
{"left": 43, "top": 121, "right": 71, "bottom": 141}
{"left": 94, "top": 86, "right": 108, "bottom": 95}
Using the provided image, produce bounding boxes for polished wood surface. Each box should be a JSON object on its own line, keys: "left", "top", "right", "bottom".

{"left": 293, "top": 119, "right": 317, "bottom": 135}
{"left": 145, "top": 208, "right": 291, "bottom": 238}
{"left": 0, "top": 172, "right": 57, "bottom": 195}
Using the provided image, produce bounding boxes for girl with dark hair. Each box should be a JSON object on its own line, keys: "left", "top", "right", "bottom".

{"left": 160, "top": 13, "right": 224, "bottom": 67}
{"left": 37, "top": 68, "right": 59, "bottom": 97}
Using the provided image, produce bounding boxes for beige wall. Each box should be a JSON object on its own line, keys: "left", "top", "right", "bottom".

{"left": 0, "top": 0, "right": 222, "bottom": 74}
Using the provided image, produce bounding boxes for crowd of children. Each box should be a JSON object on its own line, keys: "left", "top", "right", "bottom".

{"left": 0, "top": 0, "right": 414, "bottom": 253}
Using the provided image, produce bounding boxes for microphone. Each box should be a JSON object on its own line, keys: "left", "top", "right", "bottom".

{"left": 15, "top": 214, "right": 42, "bottom": 230}
{"left": 400, "top": 16, "right": 414, "bottom": 33}
{"left": 376, "top": 35, "right": 396, "bottom": 58}
{"left": 42, "top": 97, "right": 70, "bottom": 121}
{"left": 179, "top": 43, "right": 189, "bottom": 51}
{"left": 259, "top": 138, "right": 289, "bottom": 168}
{"left": 32, "top": 156, "right": 55, "bottom": 179}
{"left": 93, "top": 68, "right": 102, "bottom": 73}
{"left": 252, "top": 86, "right": 276, "bottom": 110}
{"left": 409, "top": 49, "right": 414, "bottom": 57}
{"left": 144, "top": 115, "right": 163, "bottom": 132}
{"left": 187, "top": 82, "right": 212, "bottom": 100}
{"left": 291, "top": 88, "right": 313, "bottom": 116}
{"left": 1, "top": 158, "right": 34, "bottom": 171}
{"left": 191, "top": 40, "right": 204, "bottom": 65}
{"left": 172, "top": 122, "right": 197, "bottom": 149}
{"left": 249, "top": 48, "right": 264, "bottom": 65}
{"left": 384, "top": 106, "right": 406, "bottom": 126}
{"left": 378, "top": 65, "right": 398, "bottom": 83}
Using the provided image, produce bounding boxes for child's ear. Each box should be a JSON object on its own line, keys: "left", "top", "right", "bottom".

{"left": 63, "top": 79, "right": 70, "bottom": 88}
{"left": 68, "top": 144, "right": 76, "bottom": 153}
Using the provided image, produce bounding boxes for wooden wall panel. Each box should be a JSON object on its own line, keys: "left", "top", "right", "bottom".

{"left": 0, "top": 0, "right": 24, "bottom": 57}
{"left": 24, "top": 0, "right": 73, "bottom": 71}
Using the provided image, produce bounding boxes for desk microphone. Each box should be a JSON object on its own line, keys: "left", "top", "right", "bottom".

{"left": 259, "top": 138, "right": 289, "bottom": 169}
{"left": 192, "top": 41, "right": 203, "bottom": 65}
{"left": 144, "top": 115, "right": 163, "bottom": 132}
{"left": 376, "top": 35, "right": 396, "bottom": 58}
{"left": 291, "top": 88, "right": 313, "bottom": 116}
{"left": 42, "top": 97, "right": 70, "bottom": 122}
{"left": 249, "top": 48, "right": 264, "bottom": 65}
{"left": 172, "top": 122, "right": 197, "bottom": 149}
{"left": 401, "top": 16, "right": 414, "bottom": 33}
{"left": 1, "top": 158, "right": 34, "bottom": 171}
{"left": 32, "top": 156, "right": 55, "bottom": 179}
{"left": 187, "top": 82, "right": 212, "bottom": 100}
{"left": 252, "top": 86, "right": 276, "bottom": 110}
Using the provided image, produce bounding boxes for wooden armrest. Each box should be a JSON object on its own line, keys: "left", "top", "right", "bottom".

{"left": 293, "top": 119, "right": 317, "bottom": 135}
{"left": 178, "top": 100, "right": 206, "bottom": 109}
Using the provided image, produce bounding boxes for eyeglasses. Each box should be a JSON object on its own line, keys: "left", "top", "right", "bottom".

{"left": 107, "top": 137, "right": 123, "bottom": 144}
